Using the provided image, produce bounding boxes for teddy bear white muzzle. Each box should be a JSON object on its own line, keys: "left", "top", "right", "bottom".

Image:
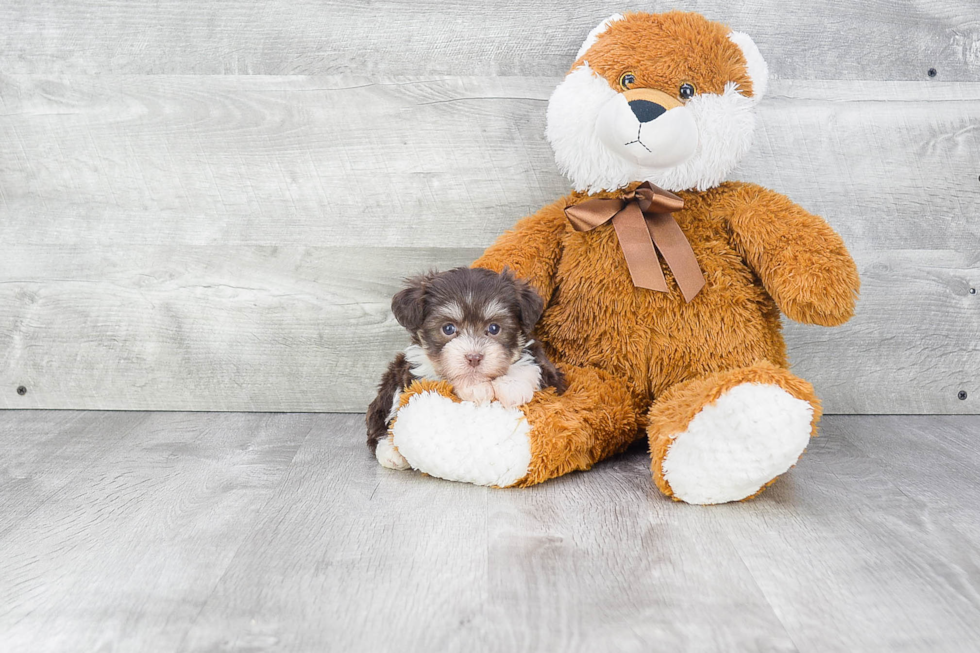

{"left": 595, "top": 94, "right": 699, "bottom": 168}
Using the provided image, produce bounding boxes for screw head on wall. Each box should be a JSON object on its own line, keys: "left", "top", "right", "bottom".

{"left": 928, "top": 68, "right": 938, "bottom": 77}
{"left": 958, "top": 390, "right": 968, "bottom": 400}
{"left": 16, "top": 386, "right": 27, "bottom": 396}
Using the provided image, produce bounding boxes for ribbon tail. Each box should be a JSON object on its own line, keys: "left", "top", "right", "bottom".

{"left": 611, "top": 204, "right": 668, "bottom": 292}
{"left": 645, "top": 212, "right": 706, "bottom": 302}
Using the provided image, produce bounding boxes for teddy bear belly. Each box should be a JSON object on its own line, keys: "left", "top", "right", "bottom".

{"left": 539, "top": 261, "right": 786, "bottom": 398}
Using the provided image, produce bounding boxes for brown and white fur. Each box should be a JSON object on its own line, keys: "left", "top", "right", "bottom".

{"left": 366, "top": 267, "right": 565, "bottom": 468}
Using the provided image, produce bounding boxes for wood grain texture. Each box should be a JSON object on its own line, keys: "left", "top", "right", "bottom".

{"left": 0, "top": 74, "right": 563, "bottom": 250}
{"left": 2, "top": 1, "right": 979, "bottom": 80}
{"left": 0, "top": 411, "right": 149, "bottom": 536}
{"left": 713, "top": 415, "right": 980, "bottom": 652}
{"left": 1, "top": 75, "right": 978, "bottom": 412}
{"left": 834, "top": 415, "right": 980, "bottom": 508}
{"left": 0, "top": 411, "right": 314, "bottom": 652}
{"left": 2, "top": 411, "right": 980, "bottom": 652}
{"left": 179, "top": 413, "right": 493, "bottom": 652}
{"left": 0, "top": 245, "right": 975, "bottom": 413}
{"left": 0, "top": 245, "right": 479, "bottom": 411}
{"left": 784, "top": 248, "right": 979, "bottom": 414}
{"left": 483, "top": 460, "right": 799, "bottom": 651}
{"left": 2, "top": 75, "right": 979, "bottom": 250}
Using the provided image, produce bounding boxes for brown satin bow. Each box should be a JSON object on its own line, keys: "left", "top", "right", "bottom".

{"left": 564, "top": 182, "right": 705, "bottom": 302}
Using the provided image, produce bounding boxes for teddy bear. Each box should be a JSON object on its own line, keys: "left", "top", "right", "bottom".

{"left": 380, "top": 10, "right": 859, "bottom": 504}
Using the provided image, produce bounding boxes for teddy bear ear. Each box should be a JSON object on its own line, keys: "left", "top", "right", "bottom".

{"left": 728, "top": 31, "right": 769, "bottom": 102}
{"left": 575, "top": 13, "right": 624, "bottom": 60}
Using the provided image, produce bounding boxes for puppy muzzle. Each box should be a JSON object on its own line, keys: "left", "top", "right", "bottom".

{"left": 439, "top": 334, "right": 512, "bottom": 382}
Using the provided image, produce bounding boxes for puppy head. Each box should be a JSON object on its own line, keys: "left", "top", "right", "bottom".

{"left": 546, "top": 11, "right": 768, "bottom": 193}
{"left": 391, "top": 267, "right": 544, "bottom": 384}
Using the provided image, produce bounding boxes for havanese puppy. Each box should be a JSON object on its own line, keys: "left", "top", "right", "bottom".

{"left": 366, "top": 267, "right": 566, "bottom": 469}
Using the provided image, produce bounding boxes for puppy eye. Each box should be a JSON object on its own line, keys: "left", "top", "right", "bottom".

{"left": 679, "top": 83, "right": 697, "bottom": 100}
{"left": 619, "top": 72, "right": 637, "bottom": 90}
{"left": 441, "top": 324, "right": 456, "bottom": 336}
{"left": 487, "top": 323, "right": 501, "bottom": 336}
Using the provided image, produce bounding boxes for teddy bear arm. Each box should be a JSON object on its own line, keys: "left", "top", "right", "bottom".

{"left": 726, "top": 185, "right": 860, "bottom": 327}
{"left": 471, "top": 197, "right": 569, "bottom": 302}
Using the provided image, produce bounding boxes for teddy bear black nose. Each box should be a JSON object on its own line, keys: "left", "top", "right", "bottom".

{"left": 628, "top": 99, "right": 666, "bottom": 123}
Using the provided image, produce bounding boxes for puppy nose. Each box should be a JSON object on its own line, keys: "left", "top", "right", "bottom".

{"left": 628, "top": 99, "right": 666, "bottom": 123}
{"left": 465, "top": 352, "right": 484, "bottom": 367}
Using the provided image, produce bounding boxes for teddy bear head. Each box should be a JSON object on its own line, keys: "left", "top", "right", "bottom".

{"left": 546, "top": 11, "right": 768, "bottom": 194}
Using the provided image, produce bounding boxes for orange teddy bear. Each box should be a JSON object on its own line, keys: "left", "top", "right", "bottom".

{"left": 384, "top": 10, "right": 859, "bottom": 504}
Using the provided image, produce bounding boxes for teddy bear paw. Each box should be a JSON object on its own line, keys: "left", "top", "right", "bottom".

{"left": 661, "top": 383, "right": 814, "bottom": 504}
{"left": 391, "top": 390, "right": 532, "bottom": 487}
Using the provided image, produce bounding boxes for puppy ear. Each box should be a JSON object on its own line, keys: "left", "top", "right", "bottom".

{"left": 728, "top": 31, "right": 769, "bottom": 101}
{"left": 575, "top": 13, "right": 624, "bottom": 60}
{"left": 391, "top": 272, "right": 435, "bottom": 332}
{"left": 513, "top": 275, "right": 545, "bottom": 338}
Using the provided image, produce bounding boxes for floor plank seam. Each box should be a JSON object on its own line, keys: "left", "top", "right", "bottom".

{"left": 720, "top": 527, "right": 805, "bottom": 653}
{"left": 173, "top": 416, "right": 322, "bottom": 653}
{"left": 0, "top": 413, "right": 144, "bottom": 541}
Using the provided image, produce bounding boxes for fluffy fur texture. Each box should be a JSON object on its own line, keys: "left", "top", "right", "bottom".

{"left": 727, "top": 31, "right": 769, "bottom": 99}
{"left": 375, "top": 437, "right": 411, "bottom": 471}
{"left": 549, "top": 11, "right": 764, "bottom": 193}
{"left": 575, "top": 13, "right": 623, "bottom": 60}
{"left": 365, "top": 351, "right": 416, "bottom": 453}
{"left": 660, "top": 383, "right": 813, "bottom": 504}
{"left": 386, "top": 11, "right": 859, "bottom": 504}
{"left": 366, "top": 267, "right": 565, "bottom": 463}
{"left": 548, "top": 69, "right": 757, "bottom": 192}
{"left": 392, "top": 382, "right": 533, "bottom": 487}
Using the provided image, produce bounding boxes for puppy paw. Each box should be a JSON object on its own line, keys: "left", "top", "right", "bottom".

{"left": 454, "top": 380, "right": 496, "bottom": 405}
{"left": 491, "top": 375, "right": 536, "bottom": 408}
{"left": 376, "top": 438, "right": 410, "bottom": 470}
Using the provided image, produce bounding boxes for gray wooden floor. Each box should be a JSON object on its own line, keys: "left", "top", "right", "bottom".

{"left": 1, "top": 412, "right": 979, "bottom": 652}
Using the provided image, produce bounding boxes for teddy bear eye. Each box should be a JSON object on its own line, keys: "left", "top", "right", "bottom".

{"left": 679, "top": 83, "right": 697, "bottom": 100}
{"left": 442, "top": 324, "right": 456, "bottom": 336}
{"left": 619, "top": 72, "right": 637, "bottom": 89}
{"left": 487, "top": 323, "right": 501, "bottom": 336}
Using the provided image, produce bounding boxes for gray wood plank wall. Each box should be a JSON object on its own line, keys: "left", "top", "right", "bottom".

{"left": 1, "top": 1, "right": 978, "bottom": 413}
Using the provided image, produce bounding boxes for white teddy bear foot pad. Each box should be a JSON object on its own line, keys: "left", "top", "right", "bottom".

{"left": 662, "top": 383, "right": 814, "bottom": 504}
{"left": 391, "top": 391, "right": 532, "bottom": 487}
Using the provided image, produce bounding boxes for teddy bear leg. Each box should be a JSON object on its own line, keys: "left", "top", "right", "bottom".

{"left": 390, "top": 365, "right": 644, "bottom": 488}
{"left": 648, "top": 362, "right": 821, "bottom": 504}
{"left": 512, "top": 364, "right": 644, "bottom": 487}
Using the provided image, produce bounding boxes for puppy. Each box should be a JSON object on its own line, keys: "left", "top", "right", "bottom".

{"left": 366, "top": 267, "right": 566, "bottom": 469}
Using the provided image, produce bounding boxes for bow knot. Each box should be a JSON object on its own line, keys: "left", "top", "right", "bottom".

{"left": 563, "top": 182, "right": 705, "bottom": 302}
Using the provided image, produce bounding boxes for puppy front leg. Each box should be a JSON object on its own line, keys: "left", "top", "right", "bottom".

{"left": 454, "top": 378, "right": 496, "bottom": 404}
{"left": 491, "top": 359, "right": 541, "bottom": 408}
{"left": 375, "top": 438, "right": 410, "bottom": 470}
